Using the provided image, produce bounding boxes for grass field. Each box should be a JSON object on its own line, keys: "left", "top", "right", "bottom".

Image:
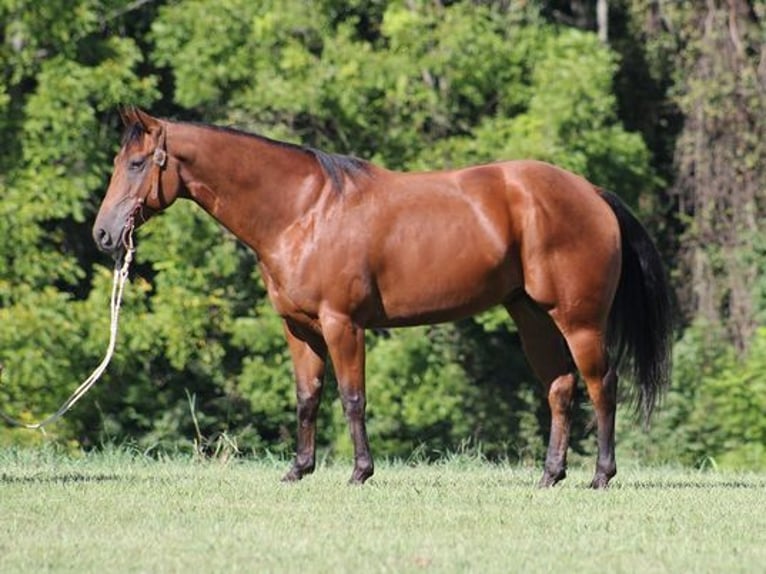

{"left": 0, "top": 449, "right": 764, "bottom": 573}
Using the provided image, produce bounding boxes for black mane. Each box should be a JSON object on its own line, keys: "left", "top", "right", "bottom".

{"left": 310, "top": 148, "right": 370, "bottom": 192}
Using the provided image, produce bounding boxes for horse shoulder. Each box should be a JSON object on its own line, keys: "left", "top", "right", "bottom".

{"left": 257, "top": 208, "right": 329, "bottom": 319}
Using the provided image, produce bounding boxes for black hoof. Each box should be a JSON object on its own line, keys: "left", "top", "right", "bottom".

{"left": 348, "top": 464, "right": 374, "bottom": 485}
{"left": 538, "top": 468, "right": 566, "bottom": 488}
{"left": 281, "top": 463, "right": 314, "bottom": 483}
{"left": 590, "top": 474, "right": 612, "bottom": 489}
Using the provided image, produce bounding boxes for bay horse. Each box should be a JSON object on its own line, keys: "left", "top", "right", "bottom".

{"left": 93, "top": 108, "right": 672, "bottom": 488}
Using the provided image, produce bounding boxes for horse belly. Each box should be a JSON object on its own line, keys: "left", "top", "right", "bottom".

{"left": 371, "top": 228, "right": 519, "bottom": 327}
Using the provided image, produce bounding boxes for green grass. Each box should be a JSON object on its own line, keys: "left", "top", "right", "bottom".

{"left": 0, "top": 449, "right": 764, "bottom": 573}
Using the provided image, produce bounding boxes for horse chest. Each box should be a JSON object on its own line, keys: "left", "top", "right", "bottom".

{"left": 258, "top": 259, "right": 316, "bottom": 319}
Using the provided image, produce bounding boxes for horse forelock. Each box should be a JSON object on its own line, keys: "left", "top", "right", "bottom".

{"left": 120, "top": 121, "right": 145, "bottom": 148}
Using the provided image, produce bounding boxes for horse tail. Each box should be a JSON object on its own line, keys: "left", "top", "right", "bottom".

{"left": 600, "top": 190, "right": 673, "bottom": 421}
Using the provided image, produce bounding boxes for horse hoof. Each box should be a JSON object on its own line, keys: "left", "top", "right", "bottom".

{"left": 348, "top": 466, "right": 374, "bottom": 485}
{"left": 281, "top": 471, "right": 301, "bottom": 483}
{"left": 538, "top": 469, "right": 566, "bottom": 488}
{"left": 281, "top": 458, "right": 316, "bottom": 483}
{"left": 282, "top": 467, "right": 307, "bottom": 482}
{"left": 590, "top": 475, "right": 611, "bottom": 489}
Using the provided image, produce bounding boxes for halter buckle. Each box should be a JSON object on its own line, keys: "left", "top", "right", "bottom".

{"left": 152, "top": 147, "right": 167, "bottom": 167}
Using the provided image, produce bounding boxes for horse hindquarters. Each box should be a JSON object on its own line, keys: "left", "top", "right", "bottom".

{"left": 518, "top": 189, "right": 671, "bottom": 489}
{"left": 506, "top": 178, "right": 623, "bottom": 487}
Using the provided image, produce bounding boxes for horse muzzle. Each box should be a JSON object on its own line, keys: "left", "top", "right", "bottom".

{"left": 93, "top": 205, "right": 139, "bottom": 259}
{"left": 93, "top": 224, "right": 127, "bottom": 259}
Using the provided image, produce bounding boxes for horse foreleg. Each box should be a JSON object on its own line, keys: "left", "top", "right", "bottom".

{"left": 282, "top": 321, "right": 327, "bottom": 482}
{"left": 321, "top": 312, "right": 374, "bottom": 484}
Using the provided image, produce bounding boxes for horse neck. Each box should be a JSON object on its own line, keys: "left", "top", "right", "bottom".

{"left": 167, "top": 121, "right": 324, "bottom": 253}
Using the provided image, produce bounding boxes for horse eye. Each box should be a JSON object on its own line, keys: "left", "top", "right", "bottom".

{"left": 128, "top": 157, "right": 146, "bottom": 171}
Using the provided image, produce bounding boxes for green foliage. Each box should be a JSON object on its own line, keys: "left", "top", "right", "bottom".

{"left": 678, "top": 326, "right": 766, "bottom": 470}
{"left": 0, "top": 0, "right": 159, "bottom": 445}
{"left": 1, "top": 1, "right": 158, "bottom": 292}
{"left": 151, "top": 0, "right": 651, "bottom": 199}
{"left": 424, "top": 26, "right": 653, "bottom": 203}
{"left": 364, "top": 327, "right": 475, "bottom": 456}
{"left": 1, "top": 0, "right": 763, "bottom": 472}
{"left": 618, "top": 324, "right": 766, "bottom": 471}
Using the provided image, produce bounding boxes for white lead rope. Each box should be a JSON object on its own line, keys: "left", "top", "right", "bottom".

{"left": 0, "top": 228, "right": 135, "bottom": 431}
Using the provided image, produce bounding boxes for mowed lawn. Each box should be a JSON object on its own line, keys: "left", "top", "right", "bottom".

{"left": 0, "top": 449, "right": 764, "bottom": 573}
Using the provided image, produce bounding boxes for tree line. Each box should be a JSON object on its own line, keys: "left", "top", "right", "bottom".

{"left": 0, "top": 0, "right": 764, "bottom": 469}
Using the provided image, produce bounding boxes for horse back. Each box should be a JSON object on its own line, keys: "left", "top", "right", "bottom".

{"left": 342, "top": 160, "right": 611, "bottom": 324}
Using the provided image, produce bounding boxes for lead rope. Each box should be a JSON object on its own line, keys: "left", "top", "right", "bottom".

{"left": 0, "top": 223, "right": 135, "bottom": 431}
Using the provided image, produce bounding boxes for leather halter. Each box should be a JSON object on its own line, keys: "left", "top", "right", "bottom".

{"left": 132, "top": 127, "right": 168, "bottom": 225}
{"left": 148, "top": 127, "right": 168, "bottom": 207}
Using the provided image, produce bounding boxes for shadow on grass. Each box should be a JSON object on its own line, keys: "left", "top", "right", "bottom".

{"left": 617, "top": 479, "right": 766, "bottom": 490}
{"left": 0, "top": 472, "right": 123, "bottom": 485}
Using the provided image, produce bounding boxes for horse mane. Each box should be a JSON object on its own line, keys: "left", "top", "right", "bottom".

{"left": 309, "top": 148, "right": 370, "bottom": 192}
{"left": 192, "top": 122, "right": 370, "bottom": 193}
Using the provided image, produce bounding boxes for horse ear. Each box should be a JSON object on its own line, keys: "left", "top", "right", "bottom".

{"left": 118, "top": 105, "right": 138, "bottom": 127}
{"left": 132, "top": 108, "right": 161, "bottom": 133}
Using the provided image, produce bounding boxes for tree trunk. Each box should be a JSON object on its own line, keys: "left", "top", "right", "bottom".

{"left": 597, "top": 0, "right": 609, "bottom": 43}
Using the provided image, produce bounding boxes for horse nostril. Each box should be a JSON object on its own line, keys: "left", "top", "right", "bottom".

{"left": 95, "top": 228, "right": 114, "bottom": 251}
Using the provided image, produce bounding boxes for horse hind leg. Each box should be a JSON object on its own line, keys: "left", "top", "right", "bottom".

{"left": 505, "top": 294, "right": 577, "bottom": 487}
{"left": 562, "top": 327, "right": 618, "bottom": 489}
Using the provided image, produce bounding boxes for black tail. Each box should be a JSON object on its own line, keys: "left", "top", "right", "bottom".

{"left": 600, "top": 190, "right": 673, "bottom": 420}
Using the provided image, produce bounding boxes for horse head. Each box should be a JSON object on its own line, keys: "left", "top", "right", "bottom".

{"left": 93, "top": 107, "right": 184, "bottom": 258}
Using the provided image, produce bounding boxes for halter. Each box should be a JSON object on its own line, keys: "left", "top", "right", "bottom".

{"left": 148, "top": 128, "right": 168, "bottom": 205}
{"left": 132, "top": 127, "right": 168, "bottom": 225}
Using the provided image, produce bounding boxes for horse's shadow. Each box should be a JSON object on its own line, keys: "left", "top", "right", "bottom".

{"left": 617, "top": 479, "right": 766, "bottom": 490}
{"left": 0, "top": 472, "right": 123, "bottom": 485}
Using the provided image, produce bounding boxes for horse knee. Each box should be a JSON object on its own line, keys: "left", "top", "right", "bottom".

{"left": 341, "top": 393, "right": 366, "bottom": 420}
